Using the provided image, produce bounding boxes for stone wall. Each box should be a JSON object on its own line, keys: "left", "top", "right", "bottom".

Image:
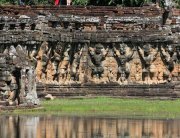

{"left": 0, "top": 5, "right": 179, "bottom": 98}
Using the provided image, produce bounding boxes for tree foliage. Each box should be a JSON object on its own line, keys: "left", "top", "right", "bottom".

{"left": 72, "top": 0, "right": 89, "bottom": 5}
{"left": 82, "top": 0, "right": 154, "bottom": 6}
{"left": 174, "top": 0, "right": 180, "bottom": 8}
{"left": 0, "top": 0, "right": 179, "bottom": 8}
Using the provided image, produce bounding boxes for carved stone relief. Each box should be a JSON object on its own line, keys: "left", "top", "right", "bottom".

{"left": 0, "top": 42, "right": 179, "bottom": 92}
{"left": 24, "top": 42, "right": 180, "bottom": 85}
{"left": 0, "top": 44, "right": 39, "bottom": 106}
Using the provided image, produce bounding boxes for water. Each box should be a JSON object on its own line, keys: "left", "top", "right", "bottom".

{"left": 0, "top": 115, "right": 180, "bottom": 138}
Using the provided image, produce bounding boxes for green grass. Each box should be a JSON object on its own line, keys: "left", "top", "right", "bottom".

{"left": 9, "top": 97, "right": 180, "bottom": 119}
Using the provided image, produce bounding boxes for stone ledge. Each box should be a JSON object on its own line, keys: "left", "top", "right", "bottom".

{"left": 37, "top": 83, "right": 179, "bottom": 98}
{"left": 0, "top": 5, "right": 164, "bottom": 16}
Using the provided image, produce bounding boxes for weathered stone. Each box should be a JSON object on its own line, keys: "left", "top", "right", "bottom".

{"left": 45, "top": 94, "right": 55, "bottom": 100}
{"left": 0, "top": 5, "right": 179, "bottom": 98}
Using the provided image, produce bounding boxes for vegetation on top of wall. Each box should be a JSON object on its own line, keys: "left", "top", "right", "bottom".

{"left": 86, "top": 0, "right": 149, "bottom": 6}
{"left": 0, "top": 0, "right": 179, "bottom": 8}
{"left": 72, "top": 0, "right": 89, "bottom": 6}
{"left": 75, "top": 0, "right": 180, "bottom": 8}
{"left": 174, "top": 0, "right": 180, "bottom": 8}
{"left": 72, "top": 0, "right": 153, "bottom": 6}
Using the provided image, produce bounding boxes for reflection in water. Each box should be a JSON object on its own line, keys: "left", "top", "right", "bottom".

{"left": 0, "top": 115, "right": 180, "bottom": 138}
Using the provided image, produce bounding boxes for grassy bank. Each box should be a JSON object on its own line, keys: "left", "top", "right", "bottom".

{"left": 10, "top": 97, "right": 180, "bottom": 118}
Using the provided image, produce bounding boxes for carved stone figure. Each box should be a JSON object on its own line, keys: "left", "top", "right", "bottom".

{"left": 102, "top": 44, "right": 118, "bottom": 83}
{"left": 137, "top": 44, "right": 158, "bottom": 84}
{"left": 0, "top": 53, "right": 17, "bottom": 104}
{"left": 113, "top": 43, "right": 135, "bottom": 84}
{"left": 89, "top": 43, "right": 108, "bottom": 80}
{"left": 25, "top": 66, "right": 39, "bottom": 105}
{"left": 36, "top": 42, "right": 51, "bottom": 82}
{"left": 160, "top": 45, "right": 178, "bottom": 82}
{"left": 59, "top": 43, "right": 71, "bottom": 83}
{"left": 0, "top": 44, "right": 39, "bottom": 105}
{"left": 51, "top": 43, "right": 63, "bottom": 81}
{"left": 70, "top": 43, "right": 83, "bottom": 82}
{"left": 8, "top": 45, "right": 21, "bottom": 104}
{"left": 29, "top": 45, "right": 38, "bottom": 68}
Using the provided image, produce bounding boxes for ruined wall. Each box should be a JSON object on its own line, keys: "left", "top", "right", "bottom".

{"left": 0, "top": 6, "right": 179, "bottom": 97}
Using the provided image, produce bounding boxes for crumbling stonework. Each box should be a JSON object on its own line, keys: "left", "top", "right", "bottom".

{"left": 0, "top": 5, "right": 179, "bottom": 98}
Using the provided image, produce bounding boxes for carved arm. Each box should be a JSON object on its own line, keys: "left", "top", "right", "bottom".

{"left": 127, "top": 46, "right": 136, "bottom": 61}
{"left": 159, "top": 46, "right": 170, "bottom": 62}
{"left": 79, "top": 47, "right": 83, "bottom": 56}
{"left": 137, "top": 46, "right": 144, "bottom": 60}
{"left": 152, "top": 46, "right": 159, "bottom": 61}
{"left": 89, "top": 47, "right": 95, "bottom": 56}
{"left": 113, "top": 46, "right": 120, "bottom": 57}
{"left": 102, "top": 46, "right": 109, "bottom": 57}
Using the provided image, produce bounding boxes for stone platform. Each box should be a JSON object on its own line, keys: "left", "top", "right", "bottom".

{"left": 0, "top": 5, "right": 179, "bottom": 99}
{"left": 37, "top": 82, "right": 180, "bottom": 98}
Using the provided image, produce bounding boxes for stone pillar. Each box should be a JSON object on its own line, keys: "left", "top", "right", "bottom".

{"left": 19, "top": 68, "right": 26, "bottom": 103}
{"left": 25, "top": 67, "right": 39, "bottom": 105}
{"left": 79, "top": 43, "right": 89, "bottom": 83}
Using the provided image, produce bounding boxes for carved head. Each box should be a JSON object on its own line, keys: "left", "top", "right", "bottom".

{"left": 9, "top": 45, "right": 16, "bottom": 56}
{"left": 95, "top": 43, "right": 103, "bottom": 54}
{"left": 67, "top": 43, "right": 71, "bottom": 48}
{"left": 95, "top": 48, "right": 101, "bottom": 54}
{"left": 56, "top": 43, "right": 63, "bottom": 53}
{"left": 16, "top": 44, "right": 23, "bottom": 50}
{"left": 143, "top": 44, "right": 151, "bottom": 55}
{"left": 41, "top": 41, "right": 48, "bottom": 52}
{"left": 119, "top": 43, "right": 126, "bottom": 55}
{"left": 32, "top": 45, "right": 36, "bottom": 50}
{"left": 77, "top": 43, "right": 82, "bottom": 51}
{"left": 166, "top": 45, "right": 174, "bottom": 55}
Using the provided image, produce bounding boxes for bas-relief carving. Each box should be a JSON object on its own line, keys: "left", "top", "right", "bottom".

{"left": 70, "top": 43, "right": 83, "bottom": 82}
{"left": 102, "top": 44, "right": 118, "bottom": 83}
{"left": 160, "top": 45, "right": 179, "bottom": 81}
{"left": 58, "top": 44, "right": 71, "bottom": 84}
{"left": 22, "top": 42, "right": 180, "bottom": 85}
{"left": 137, "top": 44, "right": 159, "bottom": 84}
{"left": 0, "top": 41, "right": 179, "bottom": 100}
{"left": 36, "top": 41, "right": 50, "bottom": 82}
{"left": 0, "top": 44, "right": 39, "bottom": 105}
{"left": 88, "top": 43, "right": 108, "bottom": 83}
{"left": 113, "top": 43, "right": 136, "bottom": 84}
{"left": 50, "top": 43, "right": 63, "bottom": 82}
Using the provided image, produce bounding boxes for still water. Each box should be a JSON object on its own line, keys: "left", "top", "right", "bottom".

{"left": 0, "top": 115, "right": 180, "bottom": 138}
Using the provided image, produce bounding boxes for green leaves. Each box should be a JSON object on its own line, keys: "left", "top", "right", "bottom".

{"left": 72, "top": 0, "right": 90, "bottom": 6}
{"left": 174, "top": 0, "right": 180, "bottom": 8}
{"left": 73, "top": 0, "right": 149, "bottom": 6}
{"left": 0, "top": 0, "right": 179, "bottom": 8}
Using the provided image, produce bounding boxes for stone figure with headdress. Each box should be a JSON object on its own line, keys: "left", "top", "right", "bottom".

{"left": 137, "top": 44, "right": 158, "bottom": 84}
{"left": 89, "top": 43, "right": 108, "bottom": 80}
{"left": 113, "top": 43, "right": 135, "bottom": 84}
{"left": 71, "top": 43, "right": 83, "bottom": 82}
{"left": 59, "top": 43, "right": 71, "bottom": 83}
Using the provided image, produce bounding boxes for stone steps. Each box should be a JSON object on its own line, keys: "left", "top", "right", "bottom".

{"left": 0, "top": 101, "right": 8, "bottom": 106}
{"left": 37, "top": 83, "right": 179, "bottom": 98}
{"left": 174, "top": 84, "right": 180, "bottom": 96}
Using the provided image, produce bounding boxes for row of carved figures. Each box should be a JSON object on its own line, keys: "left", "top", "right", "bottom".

{"left": 1, "top": 42, "right": 180, "bottom": 85}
